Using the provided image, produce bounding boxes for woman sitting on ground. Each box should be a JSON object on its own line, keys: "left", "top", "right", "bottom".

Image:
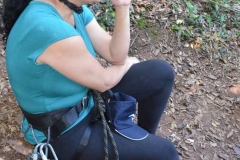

{"left": 3, "top": 0, "right": 179, "bottom": 159}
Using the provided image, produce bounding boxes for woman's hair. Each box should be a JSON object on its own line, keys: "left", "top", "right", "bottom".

{"left": 2, "top": 0, "right": 31, "bottom": 44}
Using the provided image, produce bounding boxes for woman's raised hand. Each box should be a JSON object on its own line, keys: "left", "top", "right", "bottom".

{"left": 110, "top": 0, "right": 131, "bottom": 6}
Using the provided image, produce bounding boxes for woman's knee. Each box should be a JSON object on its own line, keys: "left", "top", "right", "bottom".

{"left": 148, "top": 59, "right": 175, "bottom": 84}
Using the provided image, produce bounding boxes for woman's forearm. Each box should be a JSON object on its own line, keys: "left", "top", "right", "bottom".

{"left": 109, "top": 6, "right": 130, "bottom": 64}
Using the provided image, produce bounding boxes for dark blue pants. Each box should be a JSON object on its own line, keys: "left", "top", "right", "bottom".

{"left": 50, "top": 60, "right": 179, "bottom": 160}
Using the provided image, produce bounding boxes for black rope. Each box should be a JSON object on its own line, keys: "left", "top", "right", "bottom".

{"left": 94, "top": 91, "right": 119, "bottom": 160}
{"left": 59, "top": 0, "right": 83, "bottom": 14}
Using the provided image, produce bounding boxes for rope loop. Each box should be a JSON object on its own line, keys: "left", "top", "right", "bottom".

{"left": 94, "top": 91, "right": 119, "bottom": 160}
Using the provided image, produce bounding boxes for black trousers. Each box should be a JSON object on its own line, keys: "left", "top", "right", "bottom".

{"left": 50, "top": 60, "right": 179, "bottom": 160}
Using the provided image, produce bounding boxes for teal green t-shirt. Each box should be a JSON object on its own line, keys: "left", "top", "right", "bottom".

{"left": 6, "top": 1, "right": 95, "bottom": 144}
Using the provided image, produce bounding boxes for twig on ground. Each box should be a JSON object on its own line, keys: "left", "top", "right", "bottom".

{"left": 130, "top": 33, "right": 139, "bottom": 48}
{"left": 141, "top": 42, "right": 149, "bottom": 47}
{"left": 0, "top": 110, "right": 11, "bottom": 115}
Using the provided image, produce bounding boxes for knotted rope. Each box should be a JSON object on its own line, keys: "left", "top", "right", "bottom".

{"left": 94, "top": 91, "right": 119, "bottom": 160}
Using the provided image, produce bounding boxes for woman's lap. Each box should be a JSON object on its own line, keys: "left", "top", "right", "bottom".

{"left": 51, "top": 118, "right": 179, "bottom": 160}
{"left": 81, "top": 121, "right": 179, "bottom": 160}
{"left": 50, "top": 59, "right": 178, "bottom": 160}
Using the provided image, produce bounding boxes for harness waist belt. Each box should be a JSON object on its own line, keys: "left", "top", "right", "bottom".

{"left": 21, "top": 91, "right": 92, "bottom": 139}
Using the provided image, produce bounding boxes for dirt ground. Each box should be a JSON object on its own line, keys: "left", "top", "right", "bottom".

{"left": 0, "top": 9, "right": 240, "bottom": 160}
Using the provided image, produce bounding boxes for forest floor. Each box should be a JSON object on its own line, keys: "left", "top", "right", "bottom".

{"left": 0, "top": 0, "right": 240, "bottom": 160}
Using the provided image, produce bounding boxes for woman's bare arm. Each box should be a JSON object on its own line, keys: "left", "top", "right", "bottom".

{"left": 36, "top": 36, "right": 139, "bottom": 92}
{"left": 86, "top": 6, "right": 130, "bottom": 65}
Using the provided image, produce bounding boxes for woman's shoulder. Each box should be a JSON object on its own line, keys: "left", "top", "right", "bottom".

{"left": 10, "top": 3, "right": 78, "bottom": 44}
{"left": 20, "top": 2, "right": 63, "bottom": 26}
{"left": 75, "top": 5, "right": 95, "bottom": 26}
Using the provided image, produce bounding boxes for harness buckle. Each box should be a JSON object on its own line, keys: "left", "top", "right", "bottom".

{"left": 81, "top": 96, "right": 88, "bottom": 110}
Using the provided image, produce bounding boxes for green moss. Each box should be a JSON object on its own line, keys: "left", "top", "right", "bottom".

{"left": 137, "top": 18, "right": 147, "bottom": 29}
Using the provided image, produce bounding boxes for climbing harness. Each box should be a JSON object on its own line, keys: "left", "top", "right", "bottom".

{"left": 22, "top": 91, "right": 92, "bottom": 160}
{"left": 26, "top": 127, "right": 58, "bottom": 160}
{"left": 22, "top": 90, "right": 123, "bottom": 160}
{"left": 71, "top": 91, "right": 119, "bottom": 160}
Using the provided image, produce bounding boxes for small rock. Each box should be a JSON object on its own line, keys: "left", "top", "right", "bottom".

{"left": 177, "top": 124, "right": 186, "bottom": 129}
{"left": 184, "top": 43, "right": 189, "bottom": 47}
{"left": 233, "top": 146, "right": 240, "bottom": 155}
{"left": 210, "top": 142, "right": 218, "bottom": 147}
{"left": 208, "top": 74, "right": 217, "bottom": 80}
{"left": 154, "top": 49, "right": 160, "bottom": 56}
{"left": 218, "top": 153, "right": 229, "bottom": 160}
{"left": 227, "top": 130, "right": 233, "bottom": 138}
{"left": 185, "top": 139, "right": 194, "bottom": 145}
{"left": 179, "top": 143, "right": 188, "bottom": 151}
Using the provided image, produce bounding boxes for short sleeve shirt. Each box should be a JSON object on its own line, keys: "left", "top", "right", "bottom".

{"left": 6, "top": 1, "right": 95, "bottom": 144}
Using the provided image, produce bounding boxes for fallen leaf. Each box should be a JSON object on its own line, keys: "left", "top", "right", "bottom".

{"left": 15, "top": 114, "right": 23, "bottom": 125}
{"left": 171, "top": 121, "right": 177, "bottom": 129}
{"left": 3, "top": 146, "right": 11, "bottom": 152}
{"left": 176, "top": 19, "right": 184, "bottom": 24}
{"left": 154, "top": 49, "right": 160, "bottom": 56}
{"left": 7, "top": 139, "right": 33, "bottom": 156}
{"left": 194, "top": 115, "right": 201, "bottom": 127}
{"left": 227, "top": 130, "right": 233, "bottom": 138}
{"left": 229, "top": 84, "right": 240, "bottom": 95}
{"left": 0, "top": 122, "right": 7, "bottom": 135}
{"left": 8, "top": 125, "right": 16, "bottom": 132}
{"left": 179, "top": 143, "right": 188, "bottom": 151}
{"left": 190, "top": 43, "right": 194, "bottom": 49}
{"left": 212, "top": 122, "right": 217, "bottom": 127}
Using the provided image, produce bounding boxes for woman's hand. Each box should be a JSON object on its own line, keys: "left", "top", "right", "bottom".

{"left": 110, "top": 0, "right": 131, "bottom": 6}
{"left": 124, "top": 57, "right": 140, "bottom": 71}
{"left": 126, "top": 57, "right": 139, "bottom": 65}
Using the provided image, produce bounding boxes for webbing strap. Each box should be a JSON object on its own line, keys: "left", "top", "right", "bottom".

{"left": 71, "top": 123, "right": 93, "bottom": 160}
{"left": 50, "top": 102, "right": 83, "bottom": 138}
{"left": 21, "top": 91, "right": 92, "bottom": 139}
{"left": 21, "top": 107, "right": 70, "bottom": 131}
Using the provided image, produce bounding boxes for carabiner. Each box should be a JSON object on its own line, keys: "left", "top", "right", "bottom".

{"left": 40, "top": 143, "right": 58, "bottom": 160}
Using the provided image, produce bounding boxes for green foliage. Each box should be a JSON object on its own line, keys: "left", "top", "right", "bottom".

{"left": 146, "top": 4, "right": 153, "bottom": 11}
{"left": 186, "top": 1, "right": 198, "bottom": 19}
{"left": 171, "top": 24, "right": 193, "bottom": 39}
{"left": 170, "top": 0, "right": 240, "bottom": 55}
{"left": 91, "top": 1, "right": 116, "bottom": 31}
{"left": 91, "top": 2, "right": 151, "bottom": 31}
{"left": 96, "top": 8, "right": 115, "bottom": 30}
{"left": 137, "top": 18, "right": 147, "bottom": 29}
{"left": 91, "top": 0, "right": 239, "bottom": 56}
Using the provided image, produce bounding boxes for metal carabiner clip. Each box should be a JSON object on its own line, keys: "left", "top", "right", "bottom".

{"left": 39, "top": 144, "right": 48, "bottom": 160}
{"left": 40, "top": 143, "right": 58, "bottom": 160}
{"left": 30, "top": 143, "right": 43, "bottom": 160}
